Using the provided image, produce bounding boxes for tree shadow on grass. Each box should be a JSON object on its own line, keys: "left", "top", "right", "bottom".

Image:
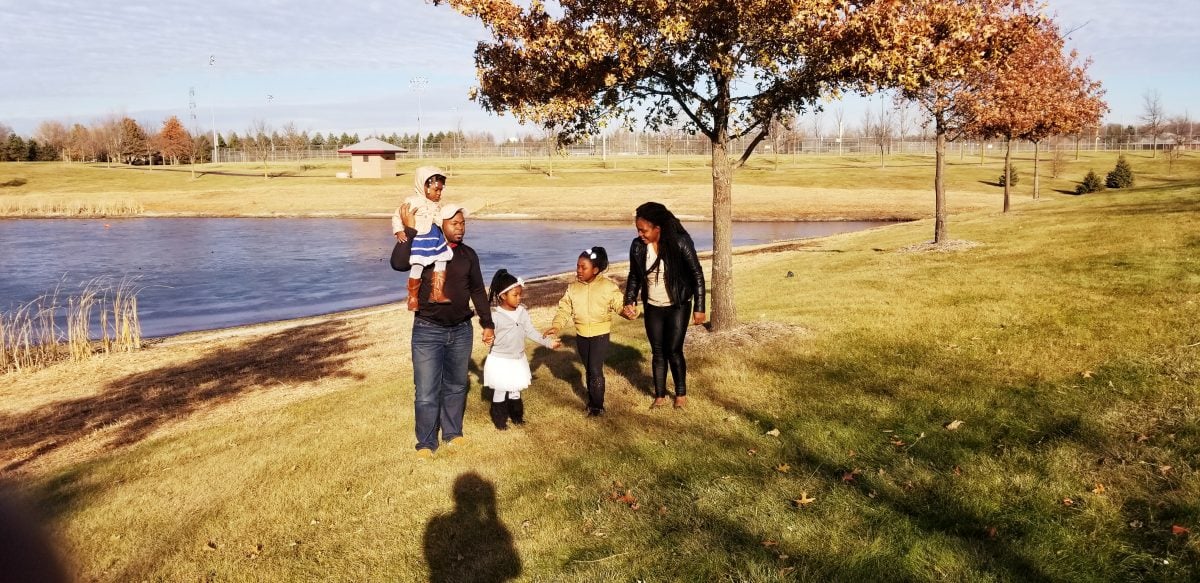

{"left": 690, "top": 337, "right": 1134, "bottom": 580}
{"left": 0, "top": 320, "right": 364, "bottom": 473}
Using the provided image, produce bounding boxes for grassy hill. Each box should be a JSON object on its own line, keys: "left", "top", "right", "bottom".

{"left": 0, "top": 151, "right": 1197, "bottom": 581}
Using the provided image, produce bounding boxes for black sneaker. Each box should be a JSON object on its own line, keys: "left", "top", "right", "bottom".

{"left": 586, "top": 408, "right": 605, "bottom": 417}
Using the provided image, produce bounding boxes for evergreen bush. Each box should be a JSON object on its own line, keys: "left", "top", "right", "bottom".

{"left": 1106, "top": 155, "right": 1135, "bottom": 189}
{"left": 998, "top": 165, "right": 1020, "bottom": 187}
{"left": 1076, "top": 170, "right": 1105, "bottom": 194}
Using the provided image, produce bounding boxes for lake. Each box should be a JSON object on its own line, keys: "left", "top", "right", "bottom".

{"left": 0, "top": 218, "right": 890, "bottom": 338}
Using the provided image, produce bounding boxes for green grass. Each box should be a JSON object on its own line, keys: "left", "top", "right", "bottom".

{"left": 2, "top": 150, "right": 1190, "bottom": 221}
{"left": 3, "top": 152, "right": 1199, "bottom": 581}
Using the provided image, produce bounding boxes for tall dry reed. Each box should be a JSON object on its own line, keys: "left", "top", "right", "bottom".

{"left": 0, "top": 199, "right": 144, "bottom": 217}
{"left": 1, "top": 276, "right": 143, "bottom": 374}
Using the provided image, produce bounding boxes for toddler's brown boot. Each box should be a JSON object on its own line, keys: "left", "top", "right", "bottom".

{"left": 429, "top": 270, "right": 452, "bottom": 304}
{"left": 406, "top": 278, "right": 421, "bottom": 311}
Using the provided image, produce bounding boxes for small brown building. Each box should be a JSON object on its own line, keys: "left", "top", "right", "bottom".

{"left": 337, "top": 138, "right": 408, "bottom": 178}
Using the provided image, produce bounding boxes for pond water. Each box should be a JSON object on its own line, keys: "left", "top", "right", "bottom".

{"left": 0, "top": 218, "right": 890, "bottom": 338}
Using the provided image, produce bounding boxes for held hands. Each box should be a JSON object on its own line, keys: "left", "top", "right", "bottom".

{"left": 541, "top": 327, "right": 563, "bottom": 349}
{"left": 692, "top": 311, "right": 706, "bottom": 326}
{"left": 482, "top": 328, "right": 495, "bottom": 347}
{"left": 620, "top": 304, "right": 638, "bottom": 320}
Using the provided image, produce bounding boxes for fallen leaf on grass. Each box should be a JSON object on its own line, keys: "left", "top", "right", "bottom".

{"left": 1159, "top": 465, "right": 1173, "bottom": 476}
{"left": 761, "top": 540, "right": 779, "bottom": 547}
{"left": 629, "top": 503, "right": 641, "bottom": 511}
{"left": 1171, "top": 525, "right": 1190, "bottom": 536}
{"left": 791, "top": 492, "right": 816, "bottom": 507}
{"left": 841, "top": 469, "right": 860, "bottom": 483}
{"left": 889, "top": 438, "right": 906, "bottom": 447}
{"left": 1081, "top": 371, "right": 1093, "bottom": 379}
{"left": 984, "top": 527, "right": 997, "bottom": 540}
{"left": 615, "top": 490, "right": 637, "bottom": 505}
{"left": 766, "top": 428, "right": 781, "bottom": 437}
{"left": 1129, "top": 520, "right": 1143, "bottom": 529}
{"left": 205, "top": 540, "right": 218, "bottom": 551}
{"left": 776, "top": 463, "right": 791, "bottom": 473}
{"left": 945, "top": 420, "right": 964, "bottom": 431}
{"left": 1062, "top": 498, "right": 1074, "bottom": 507}
{"left": 747, "top": 448, "right": 758, "bottom": 456}
{"left": 658, "top": 506, "right": 668, "bottom": 516}
{"left": 1092, "top": 483, "right": 1106, "bottom": 494}
{"left": 953, "top": 466, "right": 962, "bottom": 476}
{"left": 1135, "top": 433, "right": 1150, "bottom": 443}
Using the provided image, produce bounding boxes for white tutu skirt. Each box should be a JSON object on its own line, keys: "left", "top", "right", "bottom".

{"left": 483, "top": 354, "right": 532, "bottom": 392}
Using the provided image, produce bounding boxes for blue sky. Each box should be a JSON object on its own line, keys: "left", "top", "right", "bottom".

{"left": 0, "top": 0, "right": 1196, "bottom": 139}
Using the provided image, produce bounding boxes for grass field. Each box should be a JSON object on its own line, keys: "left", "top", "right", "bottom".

{"left": 0, "top": 151, "right": 1197, "bottom": 581}
{"left": 2, "top": 149, "right": 1188, "bottom": 222}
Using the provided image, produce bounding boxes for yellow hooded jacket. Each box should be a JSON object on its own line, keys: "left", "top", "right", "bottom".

{"left": 551, "top": 275, "right": 625, "bottom": 338}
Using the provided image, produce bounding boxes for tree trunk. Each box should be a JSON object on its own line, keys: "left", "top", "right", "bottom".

{"left": 934, "top": 127, "right": 947, "bottom": 244}
{"left": 710, "top": 135, "right": 736, "bottom": 332}
{"left": 1032, "top": 141, "right": 1040, "bottom": 200}
{"left": 1002, "top": 138, "right": 1011, "bottom": 213}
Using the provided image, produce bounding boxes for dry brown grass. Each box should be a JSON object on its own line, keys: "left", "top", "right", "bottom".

{"left": 1, "top": 278, "right": 143, "bottom": 375}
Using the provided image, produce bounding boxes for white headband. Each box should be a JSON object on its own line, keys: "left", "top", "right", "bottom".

{"left": 499, "top": 277, "right": 524, "bottom": 296}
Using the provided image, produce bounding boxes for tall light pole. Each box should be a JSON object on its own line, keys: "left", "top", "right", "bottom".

{"left": 209, "top": 55, "right": 218, "bottom": 164}
{"left": 267, "top": 94, "right": 274, "bottom": 161}
{"left": 409, "top": 76, "right": 428, "bottom": 158}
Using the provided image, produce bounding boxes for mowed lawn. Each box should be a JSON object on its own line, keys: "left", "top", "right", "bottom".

{"left": 0, "top": 149, "right": 1171, "bottom": 221}
{"left": 0, "top": 152, "right": 1197, "bottom": 581}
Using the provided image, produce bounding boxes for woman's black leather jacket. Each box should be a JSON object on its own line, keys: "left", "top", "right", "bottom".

{"left": 624, "top": 233, "right": 706, "bottom": 313}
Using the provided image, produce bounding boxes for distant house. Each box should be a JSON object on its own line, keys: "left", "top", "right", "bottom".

{"left": 337, "top": 138, "right": 408, "bottom": 178}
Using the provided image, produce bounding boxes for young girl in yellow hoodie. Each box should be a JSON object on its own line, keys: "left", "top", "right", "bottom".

{"left": 543, "top": 247, "right": 627, "bottom": 417}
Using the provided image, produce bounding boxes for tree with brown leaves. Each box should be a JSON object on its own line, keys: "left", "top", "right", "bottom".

{"left": 962, "top": 17, "right": 1106, "bottom": 209}
{"left": 156, "top": 116, "right": 193, "bottom": 166}
{"left": 847, "top": 0, "right": 1041, "bottom": 242}
{"left": 432, "top": 0, "right": 890, "bottom": 331}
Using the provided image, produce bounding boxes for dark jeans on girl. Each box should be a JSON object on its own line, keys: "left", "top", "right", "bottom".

{"left": 575, "top": 334, "right": 610, "bottom": 414}
{"left": 643, "top": 300, "right": 692, "bottom": 398}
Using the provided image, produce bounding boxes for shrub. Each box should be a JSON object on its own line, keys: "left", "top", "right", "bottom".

{"left": 1106, "top": 155, "right": 1135, "bottom": 189}
{"left": 1076, "top": 170, "right": 1105, "bottom": 195}
{"left": 998, "top": 165, "right": 1020, "bottom": 187}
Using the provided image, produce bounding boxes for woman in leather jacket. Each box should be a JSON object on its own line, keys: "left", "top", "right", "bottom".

{"left": 621, "top": 202, "right": 706, "bottom": 408}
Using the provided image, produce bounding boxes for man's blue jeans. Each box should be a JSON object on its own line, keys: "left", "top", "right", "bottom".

{"left": 411, "top": 318, "right": 473, "bottom": 451}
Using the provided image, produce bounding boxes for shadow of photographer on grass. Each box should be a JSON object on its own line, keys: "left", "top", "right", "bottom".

{"left": 424, "top": 472, "right": 521, "bottom": 583}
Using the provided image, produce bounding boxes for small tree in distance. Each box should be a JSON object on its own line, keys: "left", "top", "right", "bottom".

{"left": 1076, "top": 170, "right": 1104, "bottom": 194}
{"left": 1105, "top": 155, "right": 1134, "bottom": 189}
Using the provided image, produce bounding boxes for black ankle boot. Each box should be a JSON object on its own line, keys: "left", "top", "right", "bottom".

{"left": 509, "top": 398, "right": 525, "bottom": 425}
{"left": 489, "top": 401, "right": 509, "bottom": 430}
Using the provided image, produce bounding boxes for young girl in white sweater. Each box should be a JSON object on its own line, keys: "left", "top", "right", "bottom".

{"left": 484, "top": 269, "right": 562, "bottom": 429}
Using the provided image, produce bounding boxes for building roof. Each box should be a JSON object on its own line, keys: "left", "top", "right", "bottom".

{"left": 338, "top": 138, "right": 408, "bottom": 154}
